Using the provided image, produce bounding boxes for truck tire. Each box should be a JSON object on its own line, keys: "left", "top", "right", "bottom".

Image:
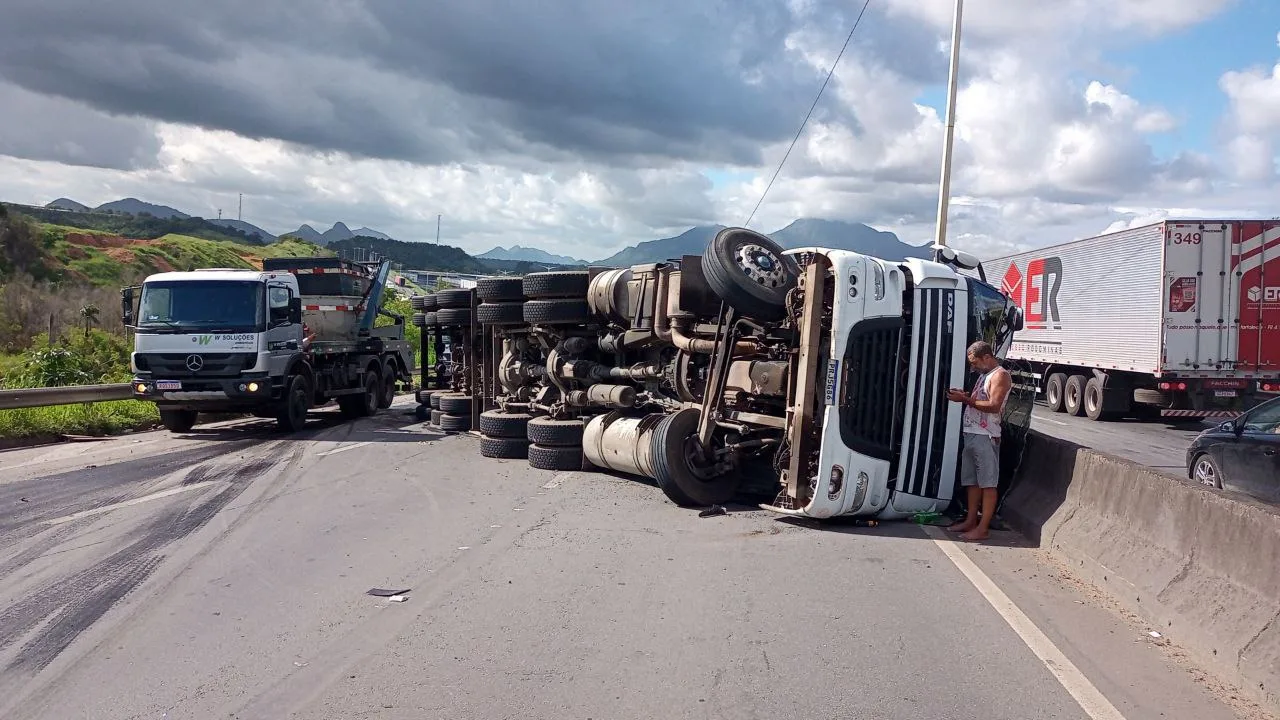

{"left": 438, "top": 413, "right": 472, "bottom": 432}
{"left": 477, "top": 276, "right": 525, "bottom": 302}
{"left": 435, "top": 288, "right": 473, "bottom": 309}
{"left": 527, "top": 443, "right": 583, "bottom": 470}
{"left": 1084, "top": 377, "right": 1113, "bottom": 421}
{"left": 276, "top": 375, "right": 310, "bottom": 432}
{"left": 424, "top": 312, "right": 439, "bottom": 327}
{"left": 477, "top": 302, "right": 525, "bottom": 325}
{"left": 523, "top": 298, "right": 590, "bottom": 325}
{"left": 412, "top": 312, "right": 426, "bottom": 327}
{"left": 526, "top": 416, "right": 584, "bottom": 446}
{"left": 702, "top": 227, "right": 797, "bottom": 321}
{"left": 159, "top": 408, "right": 198, "bottom": 433}
{"left": 378, "top": 360, "right": 397, "bottom": 409}
{"left": 1044, "top": 372, "right": 1067, "bottom": 412}
{"left": 421, "top": 294, "right": 438, "bottom": 311}
{"left": 1063, "top": 375, "right": 1086, "bottom": 417}
{"left": 479, "top": 409, "right": 532, "bottom": 439}
{"left": 480, "top": 436, "right": 530, "bottom": 459}
{"left": 522, "top": 271, "right": 589, "bottom": 299}
{"left": 411, "top": 295, "right": 427, "bottom": 311}
{"left": 436, "top": 307, "right": 472, "bottom": 326}
{"left": 430, "top": 408, "right": 445, "bottom": 425}
{"left": 437, "top": 393, "right": 473, "bottom": 414}
{"left": 650, "top": 408, "right": 741, "bottom": 507}
{"left": 414, "top": 403, "right": 431, "bottom": 422}
{"left": 339, "top": 372, "right": 379, "bottom": 419}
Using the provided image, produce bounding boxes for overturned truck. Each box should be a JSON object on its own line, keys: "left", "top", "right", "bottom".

{"left": 413, "top": 228, "right": 1024, "bottom": 519}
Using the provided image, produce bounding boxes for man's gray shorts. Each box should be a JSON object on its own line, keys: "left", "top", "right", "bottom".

{"left": 960, "top": 432, "right": 1000, "bottom": 489}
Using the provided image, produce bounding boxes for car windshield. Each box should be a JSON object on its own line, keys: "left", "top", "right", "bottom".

{"left": 138, "top": 280, "right": 264, "bottom": 332}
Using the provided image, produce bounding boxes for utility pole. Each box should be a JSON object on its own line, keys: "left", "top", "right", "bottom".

{"left": 933, "top": 0, "right": 964, "bottom": 250}
{"left": 238, "top": 193, "right": 243, "bottom": 222}
{"left": 436, "top": 214, "right": 441, "bottom": 244}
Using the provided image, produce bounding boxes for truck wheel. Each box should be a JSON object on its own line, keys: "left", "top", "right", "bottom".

{"left": 526, "top": 416, "right": 584, "bottom": 446}
{"left": 159, "top": 408, "right": 198, "bottom": 433}
{"left": 438, "top": 413, "right": 472, "bottom": 432}
{"left": 523, "top": 299, "right": 591, "bottom": 325}
{"left": 339, "top": 372, "right": 379, "bottom": 419}
{"left": 378, "top": 360, "right": 397, "bottom": 409}
{"left": 650, "top": 408, "right": 741, "bottom": 507}
{"left": 421, "top": 293, "right": 438, "bottom": 311}
{"left": 702, "top": 227, "right": 797, "bottom": 321}
{"left": 435, "top": 288, "right": 474, "bottom": 309}
{"left": 1044, "top": 373, "right": 1067, "bottom": 412}
{"left": 276, "top": 375, "right": 310, "bottom": 432}
{"left": 477, "top": 302, "right": 525, "bottom": 325}
{"left": 438, "top": 393, "right": 473, "bottom": 414}
{"left": 527, "top": 443, "right": 583, "bottom": 470}
{"left": 1063, "top": 375, "right": 1086, "bottom": 416}
{"left": 1083, "top": 377, "right": 1112, "bottom": 421}
{"left": 480, "top": 436, "right": 530, "bottom": 459}
{"left": 414, "top": 404, "right": 431, "bottom": 422}
{"left": 522, "top": 271, "right": 589, "bottom": 299}
{"left": 479, "top": 410, "right": 531, "bottom": 439}
{"left": 477, "top": 276, "right": 525, "bottom": 302}
{"left": 436, "top": 307, "right": 472, "bottom": 326}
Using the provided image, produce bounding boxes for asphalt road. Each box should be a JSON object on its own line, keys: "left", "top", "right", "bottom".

{"left": 0, "top": 399, "right": 1267, "bottom": 720}
{"left": 1030, "top": 406, "right": 1211, "bottom": 477}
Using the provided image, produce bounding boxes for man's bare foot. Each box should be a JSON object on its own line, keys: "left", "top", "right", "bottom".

{"left": 959, "top": 529, "right": 989, "bottom": 542}
{"left": 947, "top": 520, "right": 976, "bottom": 532}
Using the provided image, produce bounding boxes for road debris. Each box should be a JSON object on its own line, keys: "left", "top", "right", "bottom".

{"left": 366, "top": 588, "right": 411, "bottom": 597}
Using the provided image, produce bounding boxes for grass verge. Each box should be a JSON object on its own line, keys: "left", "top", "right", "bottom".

{"left": 0, "top": 400, "right": 160, "bottom": 447}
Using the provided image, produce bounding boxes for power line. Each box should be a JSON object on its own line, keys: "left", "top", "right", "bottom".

{"left": 743, "top": 0, "right": 874, "bottom": 228}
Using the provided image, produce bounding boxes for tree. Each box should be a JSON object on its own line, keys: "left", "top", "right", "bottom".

{"left": 80, "top": 304, "right": 100, "bottom": 337}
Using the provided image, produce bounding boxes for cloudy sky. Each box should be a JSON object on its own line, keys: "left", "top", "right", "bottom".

{"left": 1, "top": 0, "right": 1279, "bottom": 261}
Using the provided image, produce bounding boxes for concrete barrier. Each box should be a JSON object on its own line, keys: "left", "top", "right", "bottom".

{"left": 1001, "top": 431, "right": 1280, "bottom": 714}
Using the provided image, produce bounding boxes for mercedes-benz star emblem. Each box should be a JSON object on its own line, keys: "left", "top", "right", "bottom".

{"left": 185, "top": 354, "right": 204, "bottom": 372}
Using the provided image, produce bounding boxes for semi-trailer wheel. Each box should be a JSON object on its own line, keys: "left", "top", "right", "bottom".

{"left": 479, "top": 409, "right": 532, "bottom": 438}
{"left": 1084, "top": 377, "right": 1110, "bottom": 421}
{"left": 650, "top": 408, "right": 742, "bottom": 507}
{"left": 414, "top": 404, "right": 431, "bottom": 422}
{"left": 522, "top": 271, "right": 589, "bottom": 299}
{"left": 523, "top": 299, "right": 590, "bottom": 325}
{"left": 437, "top": 393, "right": 473, "bottom": 415}
{"left": 276, "top": 375, "right": 310, "bottom": 432}
{"left": 480, "top": 436, "right": 531, "bottom": 459}
{"left": 438, "top": 413, "right": 472, "bottom": 432}
{"left": 159, "top": 408, "right": 198, "bottom": 433}
{"left": 701, "top": 227, "right": 797, "bottom": 321}
{"left": 430, "top": 408, "right": 444, "bottom": 425}
{"left": 477, "top": 302, "right": 525, "bottom": 325}
{"left": 1044, "top": 372, "right": 1067, "bottom": 412}
{"left": 1063, "top": 375, "right": 1086, "bottom": 417}
{"left": 477, "top": 276, "right": 525, "bottom": 302}
{"left": 527, "top": 443, "right": 582, "bottom": 470}
{"left": 526, "top": 416, "right": 584, "bottom": 446}
{"left": 436, "top": 307, "right": 473, "bottom": 326}
{"left": 435, "top": 288, "right": 474, "bottom": 309}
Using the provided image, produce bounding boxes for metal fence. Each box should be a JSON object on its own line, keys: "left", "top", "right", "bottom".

{"left": 0, "top": 383, "right": 134, "bottom": 411}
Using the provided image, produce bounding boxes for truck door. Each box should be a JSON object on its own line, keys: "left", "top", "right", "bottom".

{"left": 1163, "top": 222, "right": 1233, "bottom": 371}
{"left": 266, "top": 284, "right": 300, "bottom": 374}
{"left": 1234, "top": 221, "right": 1280, "bottom": 375}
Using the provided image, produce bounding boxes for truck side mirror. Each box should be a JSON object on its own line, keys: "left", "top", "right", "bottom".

{"left": 1009, "top": 305, "right": 1025, "bottom": 332}
{"left": 289, "top": 297, "right": 302, "bottom": 324}
{"left": 121, "top": 286, "right": 135, "bottom": 327}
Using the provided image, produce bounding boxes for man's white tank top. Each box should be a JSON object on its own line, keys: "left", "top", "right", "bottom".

{"left": 962, "top": 368, "right": 1005, "bottom": 438}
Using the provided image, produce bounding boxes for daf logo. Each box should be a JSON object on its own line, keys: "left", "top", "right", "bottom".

{"left": 185, "top": 354, "right": 204, "bottom": 372}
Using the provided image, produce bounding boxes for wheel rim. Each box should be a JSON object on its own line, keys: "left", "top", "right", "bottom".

{"left": 1066, "top": 385, "right": 1079, "bottom": 407}
{"left": 734, "top": 243, "right": 787, "bottom": 288}
{"left": 1193, "top": 458, "right": 1217, "bottom": 487}
{"left": 1047, "top": 383, "right": 1060, "bottom": 405}
{"left": 1086, "top": 388, "right": 1100, "bottom": 414}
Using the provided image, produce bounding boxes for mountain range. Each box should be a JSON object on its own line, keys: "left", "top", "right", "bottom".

{"left": 39, "top": 195, "right": 932, "bottom": 270}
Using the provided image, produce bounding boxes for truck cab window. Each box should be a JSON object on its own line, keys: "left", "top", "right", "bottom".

{"left": 269, "top": 286, "right": 292, "bottom": 323}
{"left": 968, "top": 279, "right": 1013, "bottom": 351}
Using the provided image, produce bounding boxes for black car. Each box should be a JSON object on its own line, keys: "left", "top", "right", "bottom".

{"left": 1186, "top": 395, "right": 1280, "bottom": 504}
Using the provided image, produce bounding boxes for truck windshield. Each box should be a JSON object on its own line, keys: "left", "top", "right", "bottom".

{"left": 968, "top": 279, "right": 1014, "bottom": 351}
{"left": 138, "top": 281, "right": 264, "bottom": 332}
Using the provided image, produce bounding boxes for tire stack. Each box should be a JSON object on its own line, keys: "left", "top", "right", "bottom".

{"left": 478, "top": 409, "right": 532, "bottom": 459}
{"left": 475, "top": 276, "right": 525, "bottom": 325}
{"left": 435, "top": 392, "right": 473, "bottom": 432}
{"left": 526, "top": 416, "right": 585, "bottom": 470}
{"left": 522, "top": 271, "right": 591, "bottom": 325}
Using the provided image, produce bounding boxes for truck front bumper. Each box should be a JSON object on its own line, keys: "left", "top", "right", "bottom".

{"left": 131, "top": 374, "right": 276, "bottom": 408}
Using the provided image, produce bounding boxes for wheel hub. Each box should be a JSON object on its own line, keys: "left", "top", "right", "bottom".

{"left": 735, "top": 244, "right": 786, "bottom": 288}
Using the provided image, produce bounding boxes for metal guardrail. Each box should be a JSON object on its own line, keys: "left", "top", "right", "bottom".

{"left": 0, "top": 383, "right": 134, "bottom": 411}
{"left": 1, "top": 365, "right": 425, "bottom": 411}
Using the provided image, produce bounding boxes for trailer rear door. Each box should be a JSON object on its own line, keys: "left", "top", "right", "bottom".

{"left": 1234, "top": 221, "right": 1280, "bottom": 374}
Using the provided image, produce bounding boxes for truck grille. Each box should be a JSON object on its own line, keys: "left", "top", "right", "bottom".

{"left": 138, "top": 353, "right": 255, "bottom": 378}
{"left": 899, "top": 287, "right": 958, "bottom": 499}
{"left": 838, "top": 320, "right": 907, "bottom": 462}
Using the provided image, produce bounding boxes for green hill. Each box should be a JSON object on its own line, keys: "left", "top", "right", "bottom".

{"left": 322, "top": 235, "right": 493, "bottom": 274}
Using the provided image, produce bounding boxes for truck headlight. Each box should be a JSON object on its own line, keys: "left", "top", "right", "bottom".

{"left": 872, "top": 263, "right": 885, "bottom": 300}
{"left": 828, "top": 465, "right": 845, "bottom": 500}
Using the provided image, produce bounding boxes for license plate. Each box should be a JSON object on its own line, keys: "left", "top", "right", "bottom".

{"left": 155, "top": 380, "right": 182, "bottom": 391}
{"left": 1214, "top": 390, "right": 1237, "bottom": 397}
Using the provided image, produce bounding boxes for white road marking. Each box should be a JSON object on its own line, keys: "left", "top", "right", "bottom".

{"left": 1038, "top": 416, "right": 1070, "bottom": 426}
{"left": 45, "top": 481, "right": 222, "bottom": 526}
{"left": 315, "top": 441, "right": 372, "bottom": 457}
{"left": 924, "top": 526, "right": 1127, "bottom": 720}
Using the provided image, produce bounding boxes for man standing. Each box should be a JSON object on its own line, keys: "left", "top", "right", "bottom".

{"left": 946, "top": 341, "right": 1011, "bottom": 541}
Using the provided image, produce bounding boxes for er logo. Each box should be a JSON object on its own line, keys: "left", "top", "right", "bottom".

{"left": 1248, "top": 286, "right": 1262, "bottom": 302}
